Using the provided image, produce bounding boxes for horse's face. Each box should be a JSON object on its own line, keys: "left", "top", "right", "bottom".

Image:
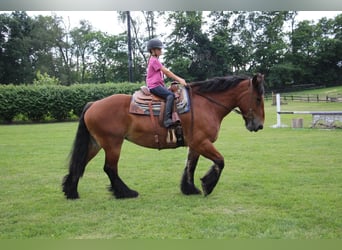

{"left": 239, "top": 73, "right": 265, "bottom": 132}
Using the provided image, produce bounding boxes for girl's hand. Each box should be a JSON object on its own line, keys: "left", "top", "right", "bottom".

{"left": 178, "top": 78, "right": 187, "bottom": 86}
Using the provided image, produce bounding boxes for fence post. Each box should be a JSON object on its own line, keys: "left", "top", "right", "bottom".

{"left": 276, "top": 94, "right": 281, "bottom": 127}
{"left": 271, "top": 93, "right": 288, "bottom": 128}
{"left": 272, "top": 92, "right": 276, "bottom": 105}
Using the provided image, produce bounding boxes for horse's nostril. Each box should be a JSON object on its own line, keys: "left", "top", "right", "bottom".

{"left": 259, "top": 125, "right": 263, "bottom": 130}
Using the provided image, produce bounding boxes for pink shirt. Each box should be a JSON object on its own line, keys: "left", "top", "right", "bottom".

{"left": 146, "top": 56, "right": 165, "bottom": 89}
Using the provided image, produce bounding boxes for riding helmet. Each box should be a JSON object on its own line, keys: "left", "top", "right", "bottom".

{"left": 147, "top": 38, "right": 164, "bottom": 52}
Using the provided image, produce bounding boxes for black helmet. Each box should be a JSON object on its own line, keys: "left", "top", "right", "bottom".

{"left": 147, "top": 38, "right": 164, "bottom": 52}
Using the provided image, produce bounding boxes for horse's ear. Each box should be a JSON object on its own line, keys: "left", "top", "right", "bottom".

{"left": 252, "top": 73, "right": 264, "bottom": 87}
{"left": 252, "top": 73, "right": 265, "bottom": 94}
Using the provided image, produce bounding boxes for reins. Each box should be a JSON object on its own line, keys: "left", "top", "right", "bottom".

{"left": 194, "top": 91, "right": 231, "bottom": 111}
{"left": 190, "top": 78, "right": 254, "bottom": 119}
{"left": 186, "top": 78, "right": 254, "bottom": 144}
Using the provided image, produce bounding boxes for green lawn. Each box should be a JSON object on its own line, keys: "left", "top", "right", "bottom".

{"left": 285, "top": 85, "right": 342, "bottom": 96}
{"left": 0, "top": 97, "right": 341, "bottom": 239}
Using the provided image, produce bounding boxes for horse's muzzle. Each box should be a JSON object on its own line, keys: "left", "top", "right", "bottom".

{"left": 256, "top": 124, "right": 264, "bottom": 131}
{"left": 246, "top": 120, "right": 264, "bottom": 132}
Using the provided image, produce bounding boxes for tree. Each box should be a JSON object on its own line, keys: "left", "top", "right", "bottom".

{"left": 30, "top": 15, "right": 65, "bottom": 80}
{"left": 290, "top": 20, "right": 321, "bottom": 84}
{"left": 165, "top": 11, "right": 212, "bottom": 81}
{"left": 70, "top": 20, "right": 97, "bottom": 83}
{"left": 52, "top": 14, "right": 76, "bottom": 85}
{"left": 1, "top": 11, "right": 341, "bottom": 88}
{"left": 208, "top": 11, "right": 234, "bottom": 75}
{"left": 251, "top": 12, "right": 292, "bottom": 74}
{"left": 0, "top": 13, "right": 10, "bottom": 83}
{"left": 117, "top": 11, "right": 165, "bottom": 82}
{"left": 90, "top": 32, "right": 129, "bottom": 82}
{"left": 209, "top": 11, "right": 261, "bottom": 75}
{"left": 312, "top": 16, "right": 342, "bottom": 84}
{"left": 0, "top": 11, "right": 35, "bottom": 84}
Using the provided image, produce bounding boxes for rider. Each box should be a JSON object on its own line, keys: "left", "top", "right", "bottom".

{"left": 146, "top": 38, "right": 187, "bottom": 128}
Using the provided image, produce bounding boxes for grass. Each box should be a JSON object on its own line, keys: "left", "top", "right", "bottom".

{"left": 284, "top": 85, "right": 342, "bottom": 96}
{"left": 0, "top": 95, "right": 342, "bottom": 239}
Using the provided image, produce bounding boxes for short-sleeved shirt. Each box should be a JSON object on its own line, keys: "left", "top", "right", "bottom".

{"left": 146, "top": 56, "right": 165, "bottom": 89}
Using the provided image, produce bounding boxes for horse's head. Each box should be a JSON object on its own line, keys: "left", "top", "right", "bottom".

{"left": 237, "top": 73, "right": 265, "bottom": 132}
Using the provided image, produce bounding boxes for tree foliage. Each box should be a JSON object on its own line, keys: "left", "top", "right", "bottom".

{"left": 0, "top": 11, "right": 342, "bottom": 89}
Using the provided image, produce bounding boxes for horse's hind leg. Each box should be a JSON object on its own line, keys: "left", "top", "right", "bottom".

{"left": 63, "top": 102, "right": 99, "bottom": 199}
{"left": 180, "top": 148, "right": 202, "bottom": 195}
{"left": 63, "top": 140, "right": 101, "bottom": 199}
{"left": 102, "top": 138, "right": 138, "bottom": 199}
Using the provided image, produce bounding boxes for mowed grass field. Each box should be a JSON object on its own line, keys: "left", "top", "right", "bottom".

{"left": 0, "top": 88, "right": 342, "bottom": 239}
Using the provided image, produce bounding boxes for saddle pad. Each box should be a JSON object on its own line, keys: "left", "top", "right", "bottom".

{"left": 129, "top": 87, "right": 190, "bottom": 115}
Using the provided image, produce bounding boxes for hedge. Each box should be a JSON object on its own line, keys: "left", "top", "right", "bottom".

{"left": 0, "top": 83, "right": 141, "bottom": 123}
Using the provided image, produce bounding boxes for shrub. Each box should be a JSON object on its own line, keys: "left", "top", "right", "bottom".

{"left": 0, "top": 82, "right": 141, "bottom": 123}
{"left": 24, "top": 86, "right": 51, "bottom": 121}
{"left": 0, "top": 85, "right": 20, "bottom": 123}
{"left": 33, "top": 71, "right": 61, "bottom": 86}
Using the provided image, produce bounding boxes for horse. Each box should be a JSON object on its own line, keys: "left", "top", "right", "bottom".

{"left": 62, "top": 73, "right": 265, "bottom": 199}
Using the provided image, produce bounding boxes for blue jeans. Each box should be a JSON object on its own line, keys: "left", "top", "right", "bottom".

{"left": 150, "top": 86, "right": 175, "bottom": 127}
{"left": 149, "top": 86, "right": 174, "bottom": 100}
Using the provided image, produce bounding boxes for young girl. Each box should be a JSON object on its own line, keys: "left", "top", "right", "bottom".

{"left": 146, "top": 38, "right": 187, "bottom": 128}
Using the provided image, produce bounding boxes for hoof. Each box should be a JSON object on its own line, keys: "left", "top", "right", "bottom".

{"left": 110, "top": 186, "right": 139, "bottom": 199}
{"left": 65, "top": 192, "right": 80, "bottom": 200}
{"left": 63, "top": 187, "right": 80, "bottom": 199}
{"left": 200, "top": 180, "right": 211, "bottom": 196}
{"left": 181, "top": 183, "right": 202, "bottom": 195}
{"left": 115, "top": 190, "right": 139, "bottom": 199}
{"left": 200, "top": 165, "right": 222, "bottom": 196}
{"left": 62, "top": 175, "right": 80, "bottom": 200}
{"left": 200, "top": 175, "right": 218, "bottom": 197}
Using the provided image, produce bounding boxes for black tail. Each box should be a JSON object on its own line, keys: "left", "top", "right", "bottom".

{"left": 62, "top": 102, "right": 93, "bottom": 199}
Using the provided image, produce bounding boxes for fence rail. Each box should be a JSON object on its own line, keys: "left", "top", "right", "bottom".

{"left": 266, "top": 94, "right": 342, "bottom": 103}
{"left": 271, "top": 93, "right": 342, "bottom": 129}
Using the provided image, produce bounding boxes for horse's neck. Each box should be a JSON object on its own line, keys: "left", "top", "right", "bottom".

{"left": 193, "top": 91, "right": 234, "bottom": 120}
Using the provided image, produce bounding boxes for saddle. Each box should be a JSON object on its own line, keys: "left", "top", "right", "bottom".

{"left": 129, "top": 84, "right": 190, "bottom": 147}
{"left": 129, "top": 84, "right": 190, "bottom": 116}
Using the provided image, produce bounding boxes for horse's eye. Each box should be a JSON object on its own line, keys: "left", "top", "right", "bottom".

{"left": 256, "top": 97, "right": 262, "bottom": 105}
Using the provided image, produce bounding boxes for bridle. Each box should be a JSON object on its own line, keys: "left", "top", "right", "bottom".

{"left": 186, "top": 78, "right": 256, "bottom": 143}
{"left": 193, "top": 78, "right": 255, "bottom": 120}
{"left": 234, "top": 78, "right": 255, "bottom": 120}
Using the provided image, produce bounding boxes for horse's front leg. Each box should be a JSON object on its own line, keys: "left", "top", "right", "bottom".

{"left": 200, "top": 158, "right": 224, "bottom": 196}
{"left": 196, "top": 140, "right": 225, "bottom": 196}
{"left": 180, "top": 148, "right": 202, "bottom": 195}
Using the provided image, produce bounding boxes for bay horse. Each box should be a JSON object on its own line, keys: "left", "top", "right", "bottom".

{"left": 62, "top": 73, "right": 265, "bottom": 199}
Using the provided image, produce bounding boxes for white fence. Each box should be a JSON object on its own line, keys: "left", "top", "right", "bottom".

{"left": 271, "top": 94, "right": 342, "bottom": 128}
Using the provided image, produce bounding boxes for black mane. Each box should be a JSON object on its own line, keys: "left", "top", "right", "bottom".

{"left": 190, "top": 75, "right": 249, "bottom": 93}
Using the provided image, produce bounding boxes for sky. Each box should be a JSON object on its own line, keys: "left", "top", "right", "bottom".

{"left": 22, "top": 11, "right": 342, "bottom": 35}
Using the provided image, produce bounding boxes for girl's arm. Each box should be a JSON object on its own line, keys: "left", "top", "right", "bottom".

{"left": 161, "top": 66, "right": 187, "bottom": 86}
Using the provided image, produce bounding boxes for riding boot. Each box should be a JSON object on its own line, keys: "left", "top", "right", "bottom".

{"left": 164, "top": 95, "right": 175, "bottom": 128}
